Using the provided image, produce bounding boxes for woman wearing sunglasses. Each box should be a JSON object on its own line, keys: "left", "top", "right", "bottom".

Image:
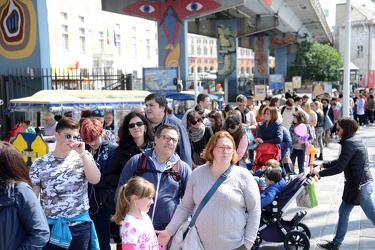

{"left": 224, "top": 114, "right": 248, "bottom": 168}
{"left": 156, "top": 131, "right": 261, "bottom": 250}
{"left": 80, "top": 119, "right": 117, "bottom": 250}
{"left": 187, "top": 111, "right": 213, "bottom": 169}
{"left": 104, "top": 112, "right": 154, "bottom": 249}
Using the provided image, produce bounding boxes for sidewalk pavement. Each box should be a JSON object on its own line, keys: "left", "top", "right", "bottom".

{"left": 259, "top": 126, "right": 375, "bottom": 250}
{"left": 111, "top": 126, "right": 375, "bottom": 250}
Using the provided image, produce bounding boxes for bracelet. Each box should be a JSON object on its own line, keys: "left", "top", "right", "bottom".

{"left": 79, "top": 150, "right": 89, "bottom": 159}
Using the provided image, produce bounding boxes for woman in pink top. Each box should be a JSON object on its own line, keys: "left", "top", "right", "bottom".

{"left": 111, "top": 177, "right": 162, "bottom": 250}
{"left": 224, "top": 114, "right": 248, "bottom": 168}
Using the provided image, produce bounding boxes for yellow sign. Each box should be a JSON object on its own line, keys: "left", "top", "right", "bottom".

{"left": 293, "top": 76, "right": 302, "bottom": 88}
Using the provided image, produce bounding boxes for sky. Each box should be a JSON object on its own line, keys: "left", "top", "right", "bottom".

{"left": 320, "top": 0, "right": 375, "bottom": 30}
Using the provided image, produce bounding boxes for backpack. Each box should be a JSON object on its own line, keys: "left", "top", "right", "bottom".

{"left": 134, "top": 153, "right": 183, "bottom": 197}
{"left": 254, "top": 143, "right": 280, "bottom": 172}
{"left": 4, "top": 122, "right": 23, "bottom": 142}
{"left": 281, "top": 106, "right": 298, "bottom": 115}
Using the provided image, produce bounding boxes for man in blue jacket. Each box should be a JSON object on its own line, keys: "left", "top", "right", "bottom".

{"left": 145, "top": 93, "right": 192, "bottom": 167}
{"left": 116, "top": 124, "right": 192, "bottom": 230}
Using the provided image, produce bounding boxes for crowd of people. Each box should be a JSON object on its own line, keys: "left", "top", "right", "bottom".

{"left": 1, "top": 90, "right": 374, "bottom": 250}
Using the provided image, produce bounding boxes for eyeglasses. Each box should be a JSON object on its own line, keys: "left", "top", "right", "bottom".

{"left": 190, "top": 119, "right": 202, "bottom": 125}
{"left": 227, "top": 124, "right": 237, "bottom": 130}
{"left": 59, "top": 133, "right": 79, "bottom": 141}
{"left": 128, "top": 121, "right": 144, "bottom": 128}
{"left": 161, "top": 135, "right": 178, "bottom": 144}
{"left": 215, "top": 145, "right": 233, "bottom": 153}
{"left": 87, "top": 136, "right": 101, "bottom": 145}
{"left": 93, "top": 110, "right": 105, "bottom": 116}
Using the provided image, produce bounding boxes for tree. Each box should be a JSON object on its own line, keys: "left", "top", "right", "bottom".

{"left": 288, "top": 35, "right": 344, "bottom": 84}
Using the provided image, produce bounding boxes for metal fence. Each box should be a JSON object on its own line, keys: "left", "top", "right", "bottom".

{"left": 0, "top": 68, "right": 135, "bottom": 139}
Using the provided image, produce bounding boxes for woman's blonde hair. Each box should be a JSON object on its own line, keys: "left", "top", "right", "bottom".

{"left": 111, "top": 177, "right": 155, "bottom": 225}
{"left": 201, "top": 131, "right": 238, "bottom": 164}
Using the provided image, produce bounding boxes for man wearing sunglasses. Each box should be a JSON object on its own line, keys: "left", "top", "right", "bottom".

{"left": 30, "top": 117, "right": 101, "bottom": 249}
{"left": 145, "top": 93, "right": 192, "bottom": 167}
{"left": 116, "top": 124, "right": 192, "bottom": 230}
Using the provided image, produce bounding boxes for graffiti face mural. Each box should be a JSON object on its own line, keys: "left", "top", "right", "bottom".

{"left": 0, "top": 0, "right": 37, "bottom": 59}
{"left": 122, "top": 0, "right": 221, "bottom": 67}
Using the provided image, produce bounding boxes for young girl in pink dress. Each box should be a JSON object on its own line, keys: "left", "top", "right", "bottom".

{"left": 112, "top": 177, "right": 163, "bottom": 250}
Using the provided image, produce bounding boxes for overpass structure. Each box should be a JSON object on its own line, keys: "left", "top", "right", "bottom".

{"left": 101, "top": 0, "right": 333, "bottom": 99}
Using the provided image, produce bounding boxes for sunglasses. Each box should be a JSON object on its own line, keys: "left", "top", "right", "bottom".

{"left": 59, "top": 132, "right": 79, "bottom": 141}
{"left": 128, "top": 121, "right": 144, "bottom": 128}
{"left": 190, "top": 119, "right": 202, "bottom": 125}
{"left": 93, "top": 110, "right": 105, "bottom": 116}
{"left": 227, "top": 124, "right": 237, "bottom": 130}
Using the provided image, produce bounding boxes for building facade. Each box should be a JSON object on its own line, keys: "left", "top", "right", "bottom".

{"left": 335, "top": 3, "right": 375, "bottom": 88}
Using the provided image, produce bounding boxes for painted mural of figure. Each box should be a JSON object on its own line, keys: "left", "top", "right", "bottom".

{"left": 217, "top": 25, "right": 236, "bottom": 77}
{"left": 122, "top": 0, "right": 221, "bottom": 67}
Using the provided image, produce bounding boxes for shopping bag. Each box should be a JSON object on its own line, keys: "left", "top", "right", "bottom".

{"left": 307, "top": 182, "right": 318, "bottom": 208}
{"left": 323, "top": 115, "right": 333, "bottom": 130}
{"left": 296, "top": 183, "right": 318, "bottom": 208}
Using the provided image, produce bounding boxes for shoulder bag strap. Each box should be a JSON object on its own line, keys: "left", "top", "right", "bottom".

{"left": 188, "top": 164, "right": 233, "bottom": 228}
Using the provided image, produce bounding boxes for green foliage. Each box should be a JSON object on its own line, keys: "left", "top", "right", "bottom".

{"left": 288, "top": 35, "right": 343, "bottom": 83}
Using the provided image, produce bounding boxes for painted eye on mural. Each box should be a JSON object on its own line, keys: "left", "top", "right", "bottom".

{"left": 186, "top": 2, "right": 203, "bottom": 12}
{"left": 139, "top": 5, "right": 155, "bottom": 13}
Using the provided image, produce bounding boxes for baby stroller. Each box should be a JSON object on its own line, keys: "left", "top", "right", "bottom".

{"left": 251, "top": 173, "right": 315, "bottom": 250}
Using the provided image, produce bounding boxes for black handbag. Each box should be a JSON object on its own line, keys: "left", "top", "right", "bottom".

{"left": 342, "top": 181, "right": 361, "bottom": 205}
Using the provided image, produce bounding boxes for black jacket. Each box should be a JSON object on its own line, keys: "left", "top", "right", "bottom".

{"left": 320, "top": 134, "right": 373, "bottom": 185}
{"left": 104, "top": 140, "right": 153, "bottom": 187}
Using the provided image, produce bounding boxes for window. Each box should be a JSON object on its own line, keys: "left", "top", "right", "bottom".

{"left": 99, "top": 31, "right": 104, "bottom": 53}
{"left": 203, "top": 47, "right": 207, "bottom": 55}
{"left": 62, "top": 25, "right": 69, "bottom": 51}
{"left": 79, "top": 28, "right": 85, "bottom": 53}
{"left": 132, "top": 27, "right": 137, "bottom": 57}
{"left": 190, "top": 45, "right": 194, "bottom": 55}
{"left": 146, "top": 38, "right": 150, "bottom": 59}
{"left": 357, "top": 46, "right": 363, "bottom": 57}
{"left": 61, "top": 12, "right": 67, "bottom": 19}
{"left": 116, "top": 34, "right": 121, "bottom": 56}
{"left": 78, "top": 16, "right": 84, "bottom": 23}
{"left": 132, "top": 36, "right": 137, "bottom": 57}
{"left": 197, "top": 46, "right": 201, "bottom": 55}
{"left": 210, "top": 47, "right": 213, "bottom": 56}
{"left": 197, "top": 39, "right": 201, "bottom": 44}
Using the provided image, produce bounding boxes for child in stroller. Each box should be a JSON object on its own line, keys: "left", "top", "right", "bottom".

{"left": 252, "top": 173, "right": 315, "bottom": 250}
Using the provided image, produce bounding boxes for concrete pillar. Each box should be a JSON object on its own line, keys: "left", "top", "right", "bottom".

{"left": 274, "top": 46, "right": 287, "bottom": 78}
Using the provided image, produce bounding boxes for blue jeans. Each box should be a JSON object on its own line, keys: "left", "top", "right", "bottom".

{"left": 333, "top": 181, "right": 375, "bottom": 245}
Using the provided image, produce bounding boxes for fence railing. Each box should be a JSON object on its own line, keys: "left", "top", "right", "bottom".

{"left": 0, "top": 68, "right": 134, "bottom": 139}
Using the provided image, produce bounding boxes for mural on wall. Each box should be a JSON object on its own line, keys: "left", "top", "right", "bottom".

{"left": 217, "top": 24, "right": 236, "bottom": 77}
{"left": 122, "top": 0, "right": 221, "bottom": 67}
{"left": 254, "top": 36, "right": 269, "bottom": 78}
{"left": 0, "top": 0, "right": 37, "bottom": 59}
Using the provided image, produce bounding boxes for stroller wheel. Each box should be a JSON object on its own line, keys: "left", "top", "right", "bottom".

{"left": 296, "top": 223, "right": 311, "bottom": 238}
{"left": 283, "top": 231, "right": 310, "bottom": 250}
{"left": 251, "top": 233, "right": 262, "bottom": 250}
